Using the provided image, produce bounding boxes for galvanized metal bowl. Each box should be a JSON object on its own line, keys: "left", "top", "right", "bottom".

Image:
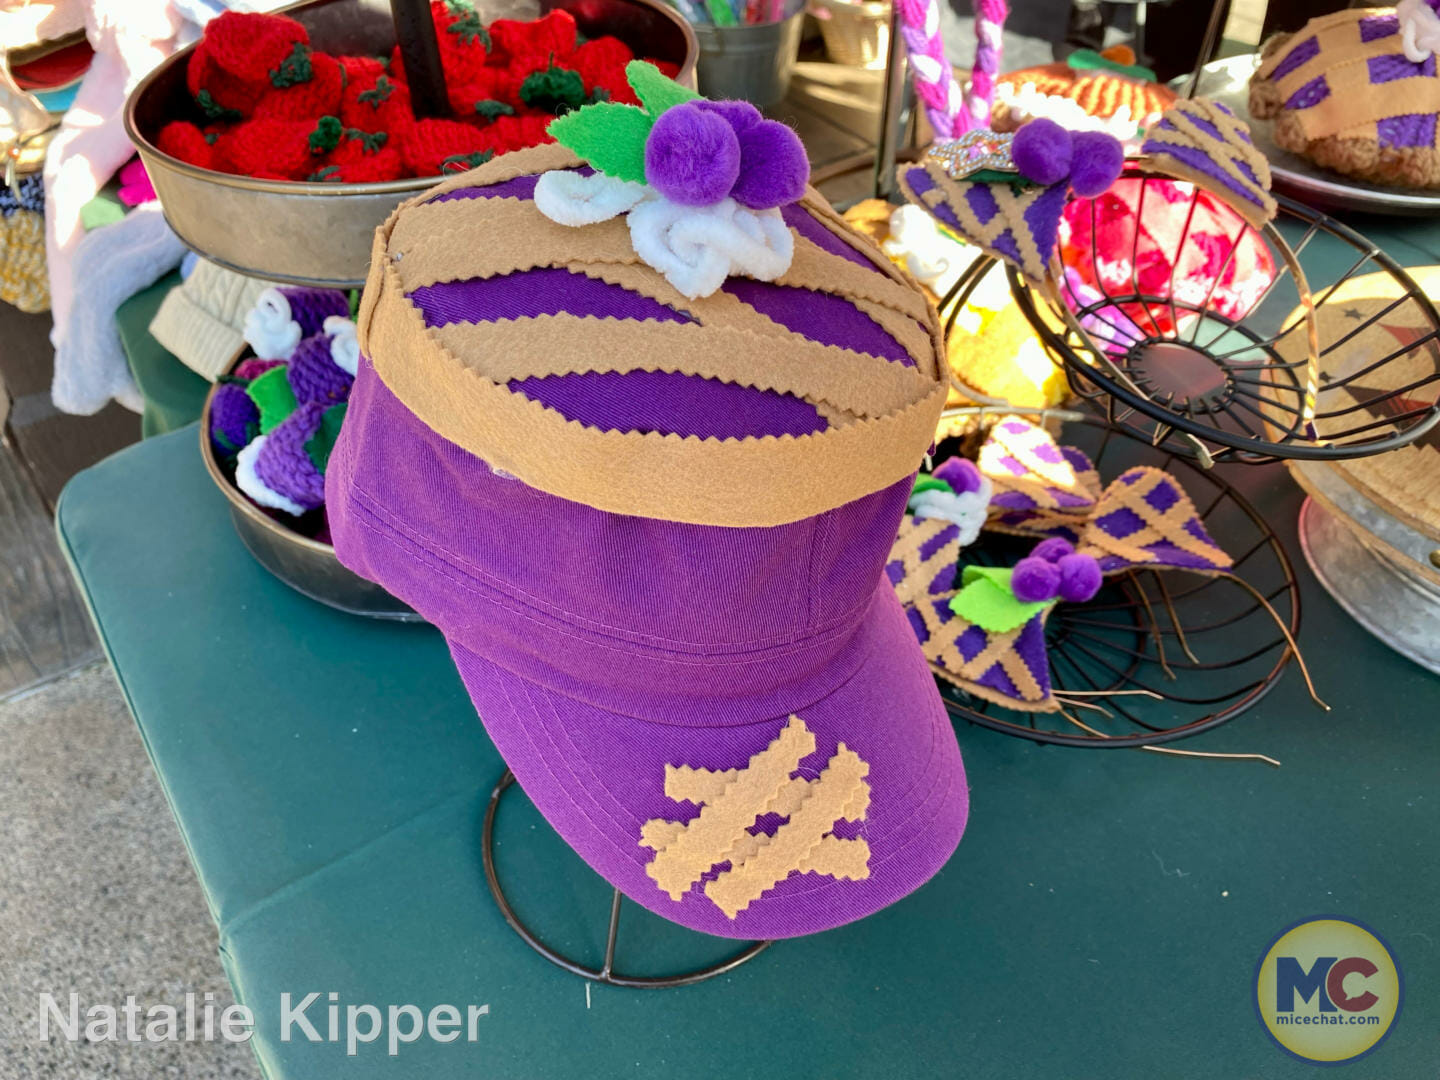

{"left": 199, "top": 369, "right": 423, "bottom": 620}
{"left": 126, "top": 0, "right": 698, "bottom": 288}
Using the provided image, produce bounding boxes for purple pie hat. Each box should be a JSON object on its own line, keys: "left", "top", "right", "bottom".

{"left": 327, "top": 138, "right": 966, "bottom": 940}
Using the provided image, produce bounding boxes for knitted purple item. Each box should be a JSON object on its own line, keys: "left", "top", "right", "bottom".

{"left": 933, "top": 456, "right": 984, "bottom": 494}
{"left": 1056, "top": 552, "right": 1101, "bottom": 603}
{"left": 1011, "top": 556, "right": 1060, "bottom": 602}
{"left": 1068, "top": 131, "right": 1125, "bottom": 197}
{"left": 644, "top": 103, "right": 741, "bottom": 207}
{"left": 210, "top": 382, "right": 259, "bottom": 455}
{"left": 1030, "top": 536, "right": 1075, "bottom": 564}
{"left": 255, "top": 401, "right": 327, "bottom": 511}
{"left": 281, "top": 287, "right": 350, "bottom": 339}
{"left": 234, "top": 357, "right": 284, "bottom": 381}
{"left": 728, "top": 120, "right": 809, "bottom": 210}
{"left": 1012, "top": 119, "right": 1072, "bottom": 186}
{"left": 287, "top": 333, "right": 353, "bottom": 405}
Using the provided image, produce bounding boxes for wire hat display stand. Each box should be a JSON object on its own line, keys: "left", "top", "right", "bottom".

{"left": 928, "top": 413, "right": 1304, "bottom": 751}
{"left": 481, "top": 770, "right": 773, "bottom": 987}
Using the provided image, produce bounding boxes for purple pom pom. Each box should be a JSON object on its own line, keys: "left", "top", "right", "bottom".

{"left": 233, "top": 357, "right": 283, "bottom": 381}
{"left": 1031, "top": 536, "right": 1075, "bottom": 564}
{"left": 693, "top": 98, "right": 763, "bottom": 134}
{"left": 1011, "top": 556, "right": 1060, "bottom": 603}
{"left": 933, "top": 456, "right": 984, "bottom": 495}
{"left": 1068, "top": 131, "right": 1125, "bottom": 197}
{"left": 1056, "top": 553, "right": 1102, "bottom": 603}
{"left": 644, "top": 102, "right": 741, "bottom": 207}
{"left": 287, "top": 333, "right": 353, "bottom": 405}
{"left": 728, "top": 119, "right": 808, "bottom": 210}
{"left": 255, "top": 401, "right": 327, "bottom": 511}
{"left": 210, "top": 382, "right": 258, "bottom": 456}
{"left": 1012, "top": 119, "right": 1073, "bottom": 186}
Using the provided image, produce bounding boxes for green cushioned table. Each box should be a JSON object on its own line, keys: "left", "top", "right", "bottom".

{"left": 117, "top": 271, "right": 210, "bottom": 439}
{"left": 61, "top": 223, "right": 1440, "bottom": 1077}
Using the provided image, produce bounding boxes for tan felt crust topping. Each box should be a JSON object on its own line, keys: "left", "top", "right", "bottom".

{"left": 1256, "top": 9, "right": 1440, "bottom": 144}
{"left": 429, "top": 315, "right": 935, "bottom": 420}
{"left": 1075, "top": 466, "right": 1234, "bottom": 570}
{"left": 366, "top": 261, "right": 948, "bottom": 526}
{"left": 359, "top": 147, "right": 947, "bottom": 526}
{"left": 1146, "top": 100, "right": 1276, "bottom": 230}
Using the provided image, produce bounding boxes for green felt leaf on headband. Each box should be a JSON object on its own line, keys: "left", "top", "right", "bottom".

{"left": 950, "top": 566, "right": 1052, "bottom": 634}
{"left": 911, "top": 475, "right": 955, "bottom": 497}
{"left": 547, "top": 102, "right": 653, "bottom": 184}
{"left": 625, "top": 60, "right": 698, "bottom": 118}
{"left": 305, "top": 402, "right": 348, "bottom": 475}
{"left": 246, "top": 366, "right": 297, "bottom": 435}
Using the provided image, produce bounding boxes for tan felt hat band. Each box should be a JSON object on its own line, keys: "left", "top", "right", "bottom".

{"left": 366, "top": 261, "right": 947, "bottom": 526}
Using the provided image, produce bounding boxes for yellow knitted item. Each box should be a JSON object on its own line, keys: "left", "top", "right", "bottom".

{"left": 0, "top": 209, "right": 49, "bottom": 313}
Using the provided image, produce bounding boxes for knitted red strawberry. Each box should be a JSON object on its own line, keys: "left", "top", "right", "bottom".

{"left": 487, "top": 111, "right": 555, "bottom": 154}
{"left": 156, "top": 121, "right": 218, "bottom": 170}
{"left": 341, "top": 71, "right": 414, "bottom": 134}
{"left": 338, "top": 55, "right": 386, "bottom": 84}
{"left": 647, "top": 57, "right": 681, "bottom": 80}
{"left": 401, "top": 117, "right": 499, "bottom": 177}
{"left": 432, "top": 0, "right": 493, "bottom": 85}
{"left": 187, "top": 11, "right": 310, "bottom": 118}
{"left": 570, "top": 36, "right": 638, "bottom": 105}
{"left": 221, "top": 116, "right": 339, "bottom": 180}
{"left": 487, "top": 10, "right": 577, "bottom": 68}
{"left": 251, "top": 49, "right": 344, "bottom": 123}
{"left": 312, "top": 129, "right": 405, "bottom": 182}
{"left": 445, "top": 66, "right": 522, "bottom": 117}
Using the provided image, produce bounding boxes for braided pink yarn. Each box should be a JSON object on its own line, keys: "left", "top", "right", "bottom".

{"left": 897, "top": 0, "right": 1007, "bottom": 140}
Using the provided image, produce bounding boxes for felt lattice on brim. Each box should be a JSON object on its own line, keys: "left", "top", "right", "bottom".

{"left": 1142, "top": 98, "right": 1277, "bottom": 230}
{"left": 1253, "top": 9, "right": 1440, "bottom": 160}
{"left": 1076, "top": 466, "right": 1233, "bottom": 574}
{"left": 898, "top": 161, "right": 1070, "bottom": 286}
{"left": 356, "top": 143, "right": 948, "bottom": 528}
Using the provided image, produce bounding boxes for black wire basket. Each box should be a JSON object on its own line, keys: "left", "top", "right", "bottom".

{"left": 988, "top": 174, "right": 1440, "bottom": 466}
{"left": 933, "top": 414, "right": 1304, "bottom": 748}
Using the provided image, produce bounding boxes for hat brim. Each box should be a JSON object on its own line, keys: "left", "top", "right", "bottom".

{"left": 451, "top": 583, "right": 969, "bottom": 940}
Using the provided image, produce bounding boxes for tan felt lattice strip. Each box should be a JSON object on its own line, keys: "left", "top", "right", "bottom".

{"left": 905, "top": 161, "right": 1051, "bottom": 285}
{"left": 1076, "top": 467, "right": 1235, "bottom": 568}
{"left": 430, "top": 316, "right": 934, "bottom": 418}
{"left": 703, "top": 745, "right": 870, "bottom": 918}
{"left": 1256, "top": 11, "right": 1440, "bottom": 143}
{"left": 979, "top": 432, "right": 1098, "bottom": 514}
{"left": 390, "top": 200, "right": 639, "bottom": 291}
{"left": 932, "top": 661, "right": 1057, "bottom": 713}
{"left": 365, "top": 259, "right": 948, "bottom": 526}
{"left": 643, "top": 716, "right": 815, "bottom": 900}
{"left": 1147, "top": 100, "right": 1276, "bottom": 229}
{"left": 851, "top": 296, "right": 940, "bottom": 380}
{"left": 418, "top": 141, "right": 581, "bottom": 202}
{"left": 778, "top": 240, "right": 931, "bottom": 324}
{"left": 889, "top": 516, "right": 960, "bottom": 607}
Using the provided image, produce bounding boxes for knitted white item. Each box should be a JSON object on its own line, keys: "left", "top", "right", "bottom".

{"left": 882, "top": 204, "right": 977, "bottom": 300}
{"left": 235, "top": 434, "right": 305, "bottom": 516}
{"left": 533, "top": 170, "right": 647, "bottom": 225}
{"left": 149, "top": 259, "right": 276, "bottom": 381}
{"left": 323, "top": 315, "right": 359, "bottom": 376}
{"left": 50, "top": 203, "right": 184, "bottom": 415}
{"left": 907, "top": 476, "right": 993, "bottom": 547}
{"left": 243, "top": 287, "right": 304, "bottom": 360}
{"left": 1399, "top": 0, "right": 1440, "bottom": 62}
{"left": 534, "top": 171, "right": 794, "bottom": 299}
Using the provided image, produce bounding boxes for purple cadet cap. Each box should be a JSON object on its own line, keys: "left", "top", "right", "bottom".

{"left": 327, "top": 143, "right": 967, "bottom": 940}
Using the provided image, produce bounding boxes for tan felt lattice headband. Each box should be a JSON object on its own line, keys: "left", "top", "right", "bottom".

{"left": 357, "top": 146, "right": 948, "bottom": 527}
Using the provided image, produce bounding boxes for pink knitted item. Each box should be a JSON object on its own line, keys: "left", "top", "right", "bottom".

{"left": 899, "top": 0, "right": 1007, "bottom": 140}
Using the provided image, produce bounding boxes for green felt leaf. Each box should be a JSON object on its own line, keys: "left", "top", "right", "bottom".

{"left": 520, "top": 61, "right": 588, "bottom": 114}
{"left": 246, "top": 366, "right": 297, "bottom": 435}
{"left": 304, "top": 403, "right": 348, "bottom": 475}
{"left": 473, "top": 98, "right": 515, "bottom": 122}
{"left": 950, "top": 567, "right": 1052, "bottom": 634}
{"left": 270, "top": 42, "right": 313, "bottom": 88}
{"left": 625, "top": 60, "right": 698, "bottom": 118}
{"left": 546, "top": 103, "right": 653, "bottom": 184}
{"left": 911, "top": 475, "right": 954, "bottom": 497}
